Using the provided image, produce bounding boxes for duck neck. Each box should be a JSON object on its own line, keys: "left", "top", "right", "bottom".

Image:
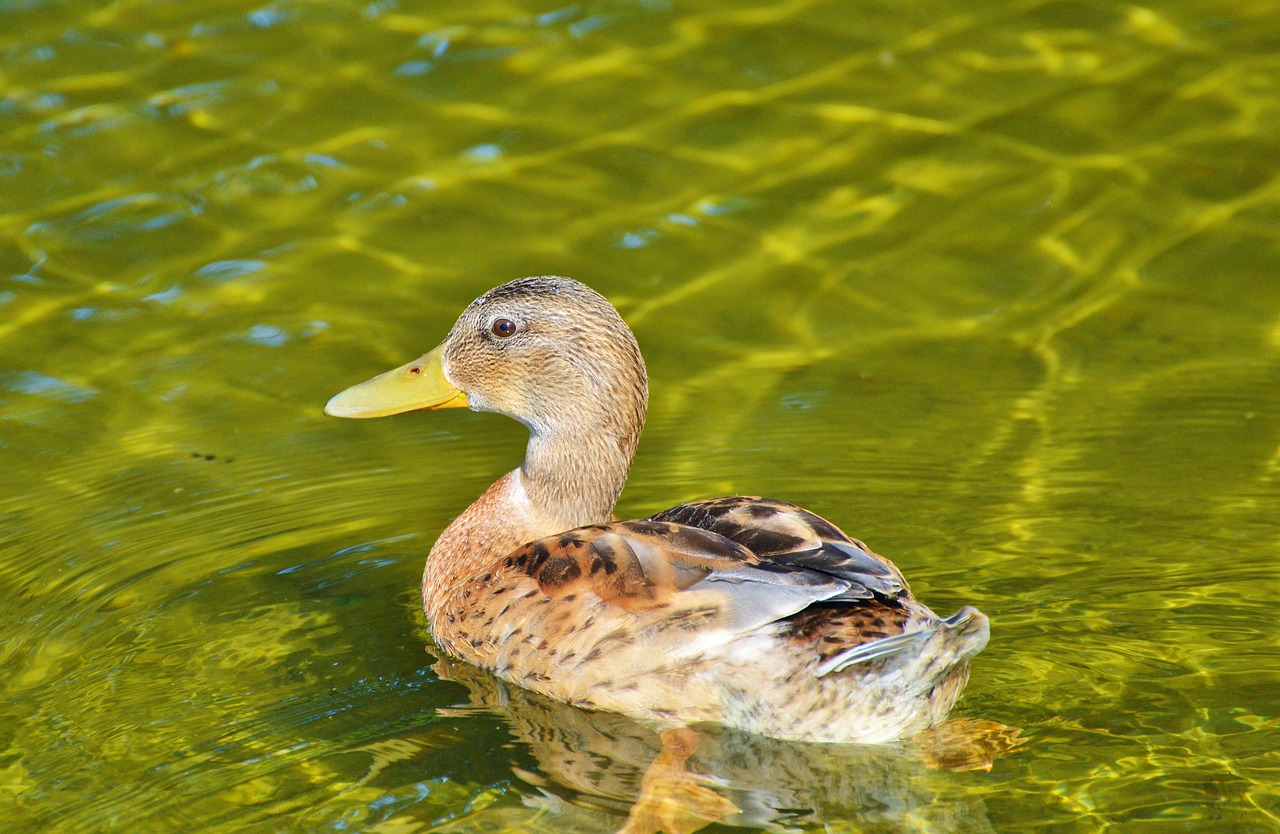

{"left": 520, "top": 422, "right": 635, "bottom": 529}
{"left": 424, "top": 404, "right": 644, "bottom": 615}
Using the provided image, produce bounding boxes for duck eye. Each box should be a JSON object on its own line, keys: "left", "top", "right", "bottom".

{"left": 490, "top": 318, "right": 517, "bottom": 338}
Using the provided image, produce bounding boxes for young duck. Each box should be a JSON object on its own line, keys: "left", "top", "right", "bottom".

{"left": 326, "top": 276, "right": 988, "bottom": 744}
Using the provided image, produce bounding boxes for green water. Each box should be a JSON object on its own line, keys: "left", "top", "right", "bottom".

{"left": 3, "top": 0, "right": 1279, "bottom": 831}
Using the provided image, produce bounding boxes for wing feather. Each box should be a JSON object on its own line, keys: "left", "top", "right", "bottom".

{"left": 648, "top": 497, "right": 908, "bottom": 600}
{"left": 503, "top": 519, "right": 851, "bottom": 635}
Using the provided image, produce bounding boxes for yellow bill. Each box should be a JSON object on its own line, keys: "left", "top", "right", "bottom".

{"left": 324, "top": 344, "right": 468, "bottom": 418}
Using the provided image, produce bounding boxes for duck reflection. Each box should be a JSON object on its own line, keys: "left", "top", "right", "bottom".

{"left": 426, "top": 654, "right": 1020, "bottom": 834}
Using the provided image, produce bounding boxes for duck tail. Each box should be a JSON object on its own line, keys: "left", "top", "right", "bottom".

{"left": 814, "top": 606, "right": 989, "bottom": 678}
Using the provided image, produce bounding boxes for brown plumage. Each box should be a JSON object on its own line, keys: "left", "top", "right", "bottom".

{"left": 325, "top": 275, "right": 989, "bottom": 743}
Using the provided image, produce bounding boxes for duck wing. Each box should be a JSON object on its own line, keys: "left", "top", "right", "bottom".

{"left": 647, "top": 497, "right": 908, "bottom": 602}
{"left": 504, "top": 519, "right": 852, "bottom": 634}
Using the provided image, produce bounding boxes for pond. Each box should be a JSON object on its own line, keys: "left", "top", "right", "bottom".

{"left": 2, "top": 0, "right": 1278, "bottom": 831}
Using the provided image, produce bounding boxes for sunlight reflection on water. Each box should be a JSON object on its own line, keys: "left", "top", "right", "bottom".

{"left": 1, "top": 0, "right": 1279, "bottom": 831}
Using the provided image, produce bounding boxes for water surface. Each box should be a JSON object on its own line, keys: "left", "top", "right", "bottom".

{"left": 2, "top": 0, "right": 1279, "bottom": 831}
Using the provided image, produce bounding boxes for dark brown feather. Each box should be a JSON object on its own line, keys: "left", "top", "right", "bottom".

{"left": 649, "top": 497, "right": 909, "bottom": 599}
{"left": 502, "top": 518, "right": 851, "bottom": 624}
{"left": 782, "top": 599, "right": 912, "bottom": 665}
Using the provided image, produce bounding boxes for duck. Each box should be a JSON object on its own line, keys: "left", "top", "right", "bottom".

{"left": 325, "top": 275, "right": 989, "bottom": 744}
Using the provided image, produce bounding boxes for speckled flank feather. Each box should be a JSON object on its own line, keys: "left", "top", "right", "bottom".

{"left": 333, "top": 276, "right": 989, "bottom": 743}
